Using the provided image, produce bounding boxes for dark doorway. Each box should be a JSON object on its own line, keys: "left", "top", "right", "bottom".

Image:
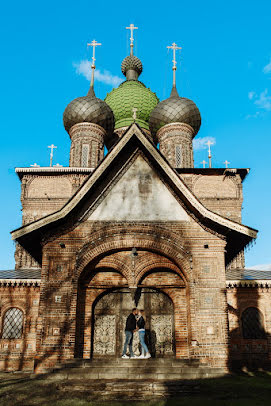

{"left": 91, "top": 288, "right": 175, "bottom": 358}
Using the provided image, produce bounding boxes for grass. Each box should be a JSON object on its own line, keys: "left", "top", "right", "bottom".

{"left": 0, "top": 372, "right": 270, "bottom": 406}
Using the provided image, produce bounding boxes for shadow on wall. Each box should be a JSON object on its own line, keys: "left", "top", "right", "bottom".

{"left": 227, "top": 285, "right": 270, "bottom": 372}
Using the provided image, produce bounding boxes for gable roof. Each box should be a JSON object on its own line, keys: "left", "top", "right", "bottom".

{"left": 11, "top": 123, "right": 257, "bottom": 264}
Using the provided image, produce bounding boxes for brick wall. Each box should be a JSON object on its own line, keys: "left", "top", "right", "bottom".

{"left": 227, "top": 285, "right": 271, "bottom": 369}
{"left": 0, "top": 284, "right": 40, "bottom": 371}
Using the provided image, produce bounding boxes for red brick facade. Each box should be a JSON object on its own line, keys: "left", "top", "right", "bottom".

{"left": 0, "top": 124, "right": 264, "bottom": 373}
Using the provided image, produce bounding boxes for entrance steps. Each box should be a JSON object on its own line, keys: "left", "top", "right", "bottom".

{"left": 50, "top": 358, "right": 226, "bottom": 381}
{"left": 37, "top": 359, "right": 227, "bottom": 399}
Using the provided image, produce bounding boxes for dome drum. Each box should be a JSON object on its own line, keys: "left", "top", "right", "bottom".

{"left": 69, "top": 122, "right": 105, "bottom": 168}
{"left": 157, "top": 122, "right": 194, "bottom": 168}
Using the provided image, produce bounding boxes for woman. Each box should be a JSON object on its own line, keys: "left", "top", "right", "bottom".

{"left": 137, "top": 310, "right": 151, "bottom": 359}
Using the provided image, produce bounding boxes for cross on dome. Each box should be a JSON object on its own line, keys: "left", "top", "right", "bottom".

{"left": 126, "top": 24, "right": 138, "bottom": 55}
{"left": 167, "top": 42, "right": 182, "bottom": 87}
{"left": 132, "top": 107, "right": 137, "bottom": 121}
{"left": 87, "top": 40, "right": 102, "bottom": 87}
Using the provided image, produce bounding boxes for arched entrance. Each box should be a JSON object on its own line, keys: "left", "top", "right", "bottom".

{"left": 92, "top": 288, "right": 175, "bottom": 358}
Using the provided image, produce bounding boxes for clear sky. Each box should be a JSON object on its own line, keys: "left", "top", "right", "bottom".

{"left": 1, "top": 0, "right": 271, "bottom": 270}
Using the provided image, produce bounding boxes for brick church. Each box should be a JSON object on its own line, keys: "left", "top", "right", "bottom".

{"left": 1, "top": 30, "right": 270, "bottom": 374}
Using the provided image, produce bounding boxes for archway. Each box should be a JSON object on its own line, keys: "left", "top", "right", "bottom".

{"left": 92, "top": 287, "right": 175, "bottom": 358}
{"left": 74, "top": 246, "right": 189, "bottom": 359}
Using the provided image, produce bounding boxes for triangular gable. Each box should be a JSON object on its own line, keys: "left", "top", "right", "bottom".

{"left": 11, "top": 123, "right": 257, "bottom": 264}
{"left": 89, "top": 155, "right": 190, "bottom": 221}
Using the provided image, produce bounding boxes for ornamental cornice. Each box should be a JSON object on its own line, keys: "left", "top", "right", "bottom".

{"left": 16, "top": 167, "right": 94, "bottom": 175}
{"left": 226, "top": 280, "right": 271, "bottom": 288}
{"left": 157, "top": 122, "right": 194, "bottom": 141}
{"left": 69, "top": 122, "right": 106, "bottom": 138}
{"left": 0, "top": 279, "right": 41, "bottom": 287}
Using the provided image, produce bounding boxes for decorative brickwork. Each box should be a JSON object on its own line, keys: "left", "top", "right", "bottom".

{"left": 157, "top": 123, "right": 194, "bottom": 168}
{"left": 69, "top": 123, "right": 105, "bottom": 168}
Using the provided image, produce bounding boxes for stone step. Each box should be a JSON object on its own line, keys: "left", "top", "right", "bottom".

{"left": 49, "top": 365, "right": 225, "bottom": 381}
{"left": 60, "top": 358, "right": 203, "bottom": 369}
{"left": 57, "top": 379, "right": 201, "bottom": 399}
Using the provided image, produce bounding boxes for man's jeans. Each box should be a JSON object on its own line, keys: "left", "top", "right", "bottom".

{"left": 122, "top": 330, "right": 134, "bottom": 356}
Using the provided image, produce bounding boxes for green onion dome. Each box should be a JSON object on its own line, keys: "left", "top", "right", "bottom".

{"left": 149, "top": 86, "right": 201, "bottom": 137}
{"left": 105, "top": 80, "right": 159, "bottom": 131}
{"left": 63, "top": 87, "right": 115, "bottom": 135}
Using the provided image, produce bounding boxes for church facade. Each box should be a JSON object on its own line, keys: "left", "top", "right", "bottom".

{"left": 0, "top": 35, "right": 270, "bottom": 374}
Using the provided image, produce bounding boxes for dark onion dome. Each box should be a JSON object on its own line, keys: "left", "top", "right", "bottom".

{"left": 121, "top": 55, "right": 143, "bottom": 78}
{"left": 63, "top": 87, "right": 115, "bottom": 134}
{"left": 149, "top": 86, "right": 201, "bottom": 137}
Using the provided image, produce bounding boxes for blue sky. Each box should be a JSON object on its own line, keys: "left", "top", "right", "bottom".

{"left": 1, "top": 0, "right": 271, "bottom": 269}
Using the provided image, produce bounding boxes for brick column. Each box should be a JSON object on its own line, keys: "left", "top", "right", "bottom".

{"left": 157, "top": 122, "right": 194, "bottom": 168}
{"left": 69, "top": 123, "right": 105, "bottom": 168}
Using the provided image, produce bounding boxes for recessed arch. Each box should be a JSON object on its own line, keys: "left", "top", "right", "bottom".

{"left": 76, "top": 226, "right": 191, "bottom": 284}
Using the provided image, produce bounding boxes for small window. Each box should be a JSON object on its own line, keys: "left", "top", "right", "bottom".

{"left": 2, "top": 308, "right": 23, "bottom": 339}
{"left": 175, "top": 145, "right": 182, "bottom": 168}
{"left": 81, "top": 144, "right": 89, "bottom": 167}
{"left": 241, "top": 307, "right": 266, "bottom": 339}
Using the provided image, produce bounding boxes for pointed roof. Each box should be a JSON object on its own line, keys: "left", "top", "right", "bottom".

{"left": 11, "top": 124, "right": 257, "bottom": 264}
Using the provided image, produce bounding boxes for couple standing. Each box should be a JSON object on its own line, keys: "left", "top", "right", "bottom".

{"left": 122, "top": 308, "right": 151, "bottom": 359}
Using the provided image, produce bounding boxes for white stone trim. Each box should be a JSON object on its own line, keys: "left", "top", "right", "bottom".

{"left": 11, "top": 124, "right": 257, "bottom": 241}
{"left": 15, "top": 167, "right": 94, "bottom": 174}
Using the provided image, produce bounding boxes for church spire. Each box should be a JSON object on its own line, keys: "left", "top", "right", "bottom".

{"left": 87, "top": 40, "right": 101, "bottom": 96}
{"left": 167, "top": 42, "right": 182, "bottom": 97}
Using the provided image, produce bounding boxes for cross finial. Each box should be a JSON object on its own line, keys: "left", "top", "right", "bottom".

{"left": 132, "top": 107, "right": 137, "bottom": 121}
{"left": 206, "top": 140, "right": 214, "bottom": 168}
{"left": 201, "top": 160, "right": 207, "bottom": 168}
{"left": 224, "top": 160, "right": 230, "bottom": 168}
{"left": 167, "top": 42, "right": 182, "bottom": 87}
{"left": 48, "top": 144, "right": 57, "bottom": 167}
{"left": 126, "top": 24, "right": 138, "bottom": 55}
{"left": 87, "top": 40, "right": 102, "bottom": 87}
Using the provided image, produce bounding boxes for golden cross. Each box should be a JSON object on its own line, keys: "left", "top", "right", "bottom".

{"left": 126, "top": 24, "right": 138, "bottom": 55}
{"left": 87, "top": 40, "right": 102, "bottom": 69}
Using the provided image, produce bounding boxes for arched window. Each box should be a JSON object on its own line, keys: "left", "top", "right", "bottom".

{"left": 241, "top": 307, "right": 265, "bottom": 339}
{"left": 2, "top": 308, "right": 23, "bottom": 339}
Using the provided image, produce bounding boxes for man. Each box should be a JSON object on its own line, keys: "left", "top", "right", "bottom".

{"left": 121, "top": 308, "right": 138, "bottom": 359}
